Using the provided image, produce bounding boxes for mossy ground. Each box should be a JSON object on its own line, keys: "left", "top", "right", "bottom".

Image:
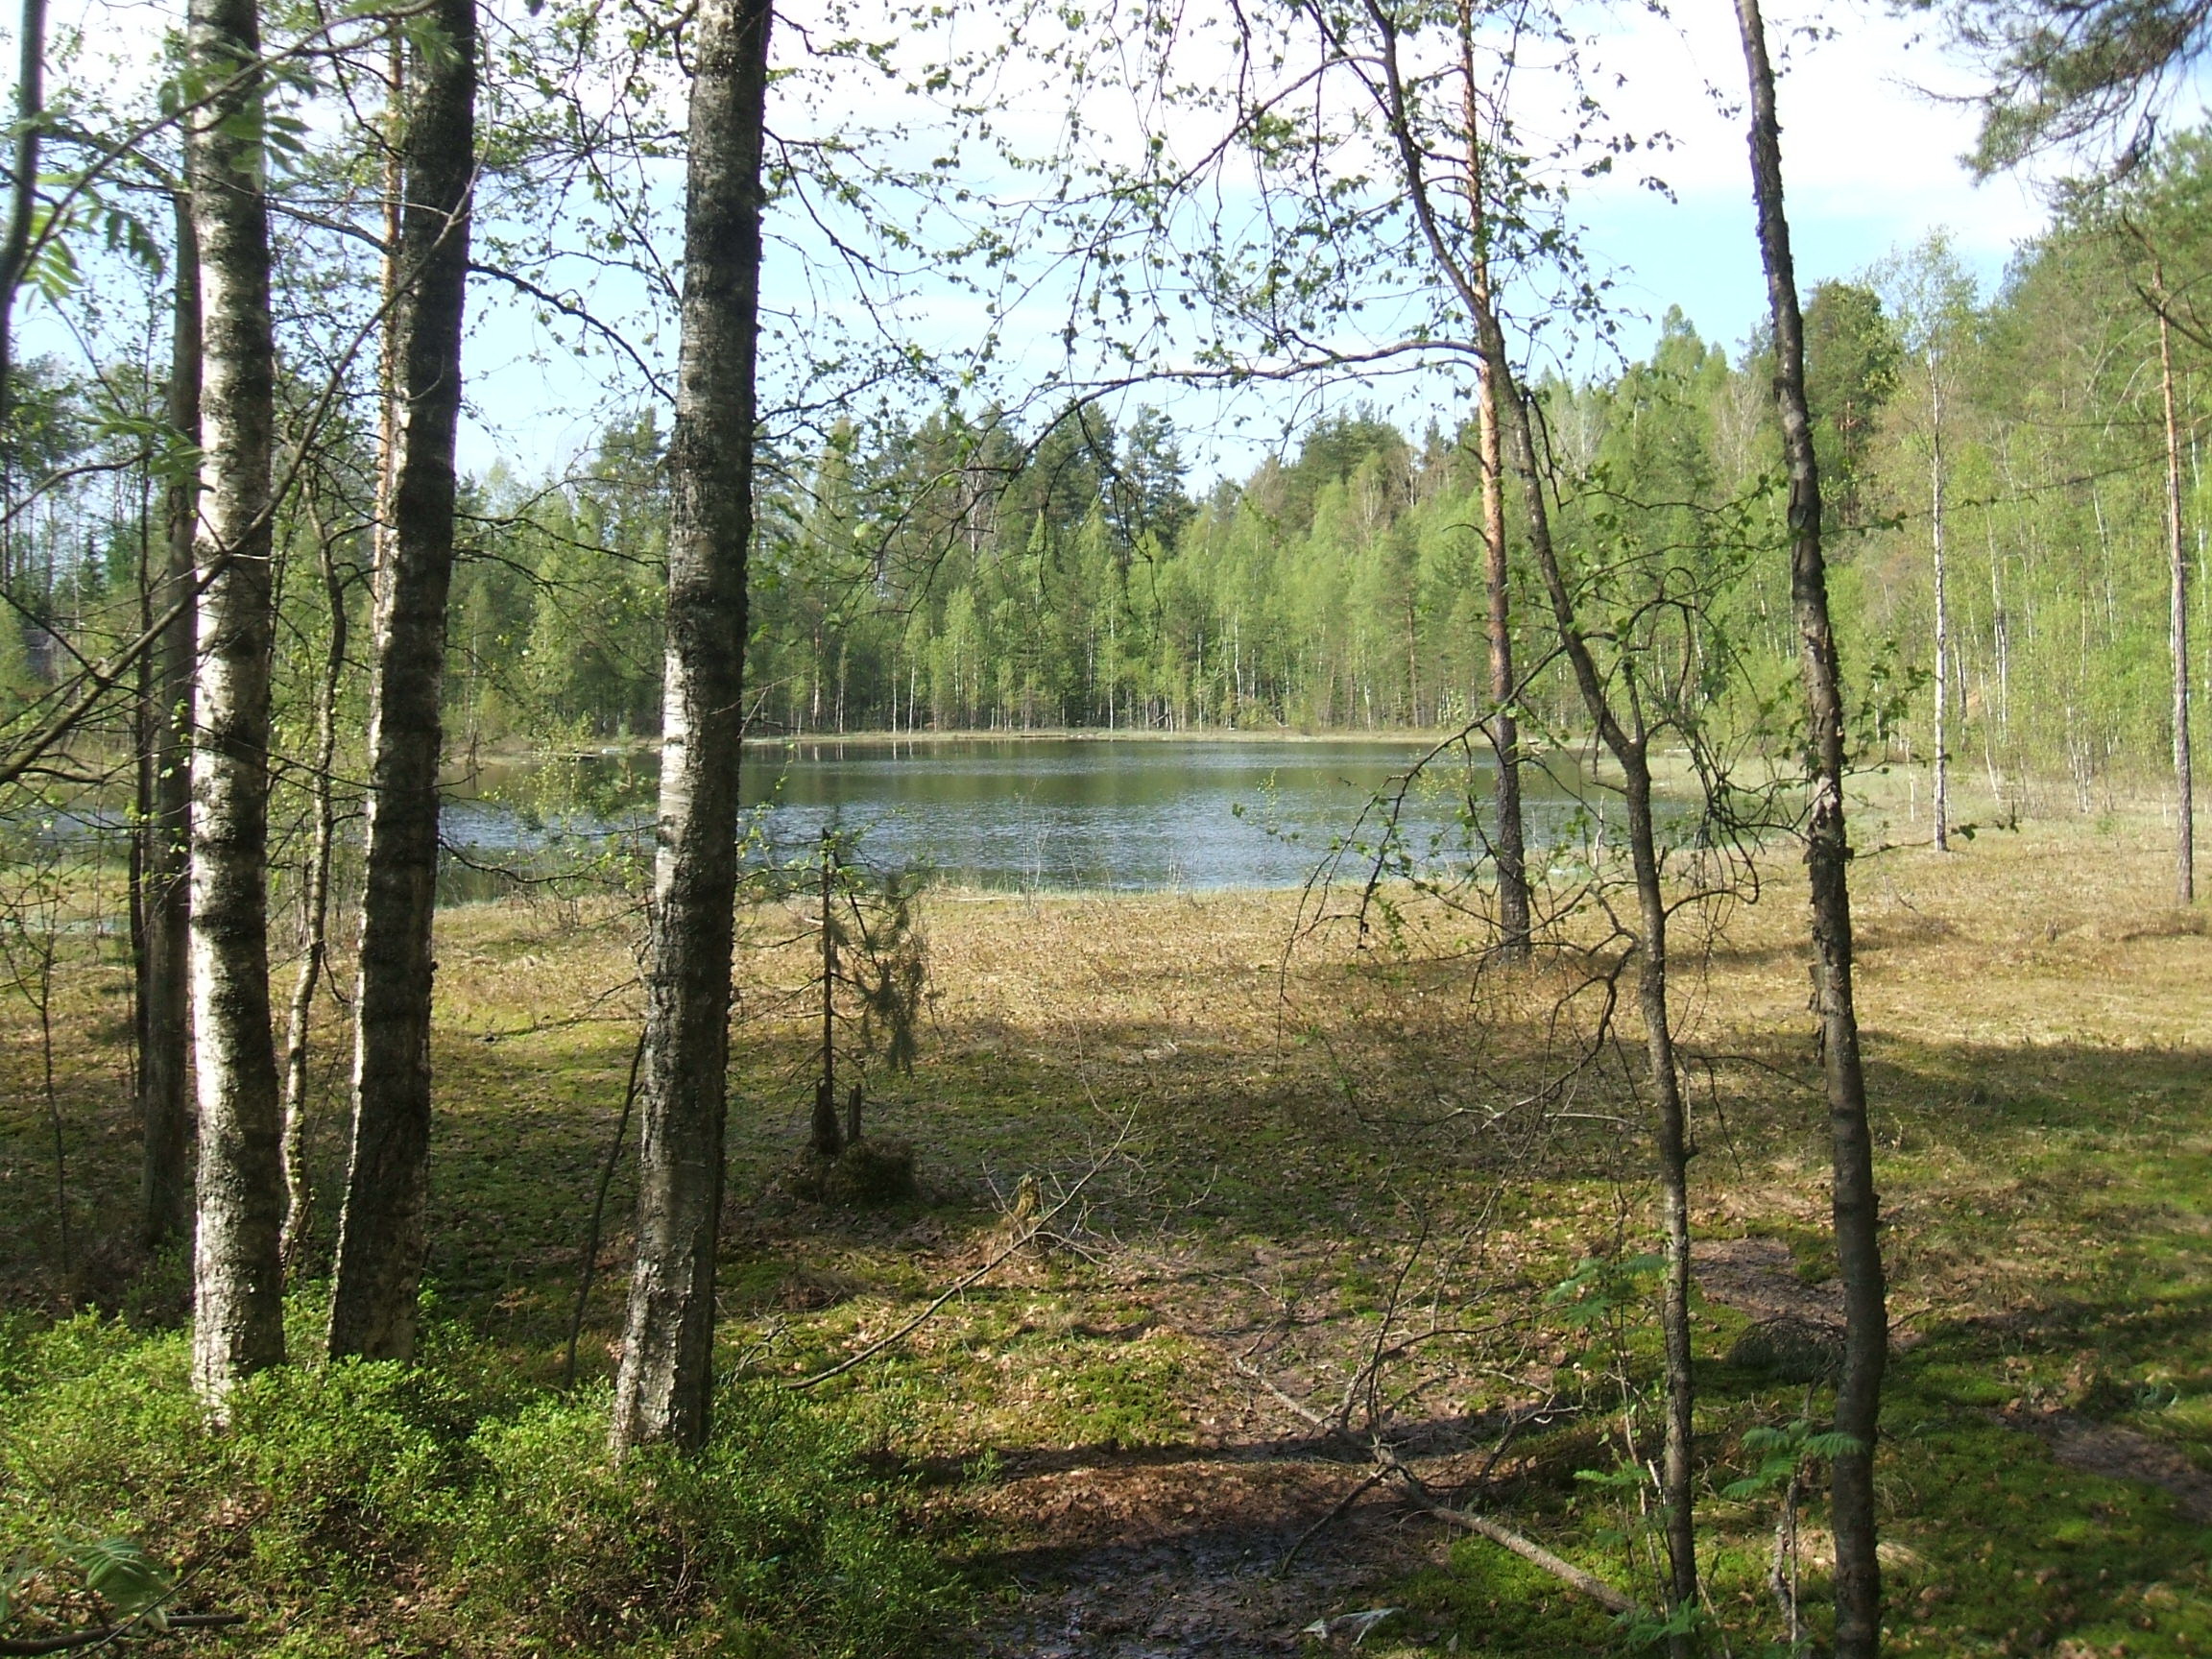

{"left": 3, "top": 791, "right": 2212, "bottom": 1654}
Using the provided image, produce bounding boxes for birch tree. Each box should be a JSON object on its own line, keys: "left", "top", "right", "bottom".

{"left": 612, "top": 0, "right": 772, "bottom": 1453}
{"left": 328, "top": 0, "right": 478, "bottom": 1363}
{"left": 184, "top": 0, "right": 286, "bottom": 1407}
{"left": 1877, "top": 234, "right": 1976, "bottom": 853}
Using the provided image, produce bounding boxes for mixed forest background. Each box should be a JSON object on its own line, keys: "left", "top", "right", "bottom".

{"left": 8, "top": 156, "right": 2211, "bottom": 808}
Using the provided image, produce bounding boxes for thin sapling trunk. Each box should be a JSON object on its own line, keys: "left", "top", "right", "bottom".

{"left": 1732, "top": 0, "right": 1889, "bottom": 1647}
{"left": 1455, "top": 4, "right": 1530, "bottom": 960}
{"left": 140, "top": 194, "right": 198, "bottom": 1252}
{"left": 1361, "top": 4, "right": 1701, "bottom": 1626}
{"left": 279, "top": 497, "right": 348, "bottom": 1272}
{"left": 2158, "top": 274, "right": 2193, "bottom": 903}
{"left": 1931, "top": 365, "right": 1949, "bottom": 853}
{"left": 812, "top": 830, "right": 842, "bottom": 1157}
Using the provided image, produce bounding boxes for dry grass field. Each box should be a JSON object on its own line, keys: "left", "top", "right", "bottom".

{"left": 5, "top": 795, "right": 2212, "bottom": 1654}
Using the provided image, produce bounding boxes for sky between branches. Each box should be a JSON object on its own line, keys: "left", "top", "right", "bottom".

{"left": 27, "top": 0, "right": 2182, "bottom": 488}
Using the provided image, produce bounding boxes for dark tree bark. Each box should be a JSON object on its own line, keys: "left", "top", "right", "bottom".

{"left": 1732, "top": 1, "right": 1889, "bottom": 1650}
{"left": 278, "top": 493, "right": 348, "bottom": 1272}
{"left": 612, "top": 0, "right": 771, "bottom": 1455}
{"left": 139, "top": 195, "right": 199, "bottom": 1252}
{"left": 185, "top": 0, "right": 285, "bottom": 1407}
{"left": 327, "top": 0, "right": 477, "bottom": 1362}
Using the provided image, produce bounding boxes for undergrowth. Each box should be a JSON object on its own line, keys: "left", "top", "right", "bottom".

{"left": 0, "top": 1306, "right": 962, "bottom": 1655}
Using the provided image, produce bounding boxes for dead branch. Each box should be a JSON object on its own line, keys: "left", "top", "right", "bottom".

{"left": 787, "top": 1115, "right": 1133, "bottom": 1390}
{"left": 0, "top": 1613, "right": 245, "bottom": 1654}
{"left": 1408, "top": 1494, "right": 1639, "bottom": 1617}
{"left": 1234, "top": 1356, "right": 1643, "bottom": 1620}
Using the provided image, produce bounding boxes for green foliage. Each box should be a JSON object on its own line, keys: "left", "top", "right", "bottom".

{"left": 1719, "top": 1419, "right": 1867, "bottom": 1502}
{"left": 1546, "top": 1252, "right": 1664, "bottom": 1331}
{"left": 2, "top": 1530, "right": 174, "bottom": 1637}
{"left": 0, "top": 1313, "right": 961, "bottom": 1655}
{"left": 455, "top": 1387, "right": 956, "bottom": 1652}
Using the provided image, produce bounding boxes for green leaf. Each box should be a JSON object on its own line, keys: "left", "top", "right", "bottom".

{"left": 69, "top": 1536, "right": 172, "bottom": 1622}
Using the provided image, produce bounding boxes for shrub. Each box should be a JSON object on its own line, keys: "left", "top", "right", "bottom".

{"left": 0, "top": 1314, "right": 961, "bottom": 1655}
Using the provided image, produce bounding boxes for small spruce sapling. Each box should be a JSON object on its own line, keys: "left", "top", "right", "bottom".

{"left": 804, "top": 826, "right": 926, "bottom": 1170}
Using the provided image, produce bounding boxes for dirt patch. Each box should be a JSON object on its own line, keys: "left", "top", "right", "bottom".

{"left": 1692, "top": 1237, "right": 1844, "bottom": 1330}
{"left": 2008, "top": 1408, "right": 2212, "bottom": 1524}
{"left": 963, "top": 1453, "right": 1423, "bottom": 1657}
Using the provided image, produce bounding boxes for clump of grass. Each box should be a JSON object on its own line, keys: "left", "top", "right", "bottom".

{"left": 0, "top": 1310, "right": 962, "bottom": 1655}
{"left": 788, "top": 1136, "right": 920, "bottom": 1205}
{"left": 1724, "top": 1316, "right": 1843, "bottom": 1383}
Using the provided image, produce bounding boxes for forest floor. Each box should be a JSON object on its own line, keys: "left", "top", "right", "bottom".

{"left": 5, "top": 797, "right": 2212, "bottom": 1654}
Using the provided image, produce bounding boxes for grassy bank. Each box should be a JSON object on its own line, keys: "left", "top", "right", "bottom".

{"left": 3, "top": 811, "right": 2211, "bottom": 1653}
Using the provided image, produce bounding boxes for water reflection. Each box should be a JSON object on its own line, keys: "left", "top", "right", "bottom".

{"left": 439, "top": 737, "right": 1616, "bottom": 898}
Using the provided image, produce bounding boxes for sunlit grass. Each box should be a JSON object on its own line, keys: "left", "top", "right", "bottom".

{"left": 5, "top": 799, "right": 2212, "bottom": 1650}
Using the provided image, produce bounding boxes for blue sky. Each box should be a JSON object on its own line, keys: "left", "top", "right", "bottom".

{"left": 17, "top": 0, "right": 2123, "bottom": 490}
{"left": 1564, "top": 0, "right": 2053, "bottom": 364}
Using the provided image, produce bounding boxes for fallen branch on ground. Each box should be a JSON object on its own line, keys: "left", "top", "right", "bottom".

{"left": 787, "top": 1115, "right": 1133, "bottom": 1391}
{"left": 0, "top": 1612, "right": 245, "bottom": 1654}
{"left": 1234, "top": 1356, "right": 1644, "bottom": 1620}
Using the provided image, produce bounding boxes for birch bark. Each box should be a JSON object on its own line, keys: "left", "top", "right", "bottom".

{"left": 185, "top": 0, "right": 285, "bottom": 1407}
{"left": 328, "top": 0, "right": 477, "bottom": 1361}
{"left": 612, "top": 0, "right": 771, "bottom": 1453}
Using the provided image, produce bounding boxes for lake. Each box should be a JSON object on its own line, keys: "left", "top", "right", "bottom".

{"left": 441, "top": 736, "right": 1605, "bottom": 895}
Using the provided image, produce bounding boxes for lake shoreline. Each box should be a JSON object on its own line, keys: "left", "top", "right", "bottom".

{"left": 449, "top": 726, "right": 1479, "bottom": 767}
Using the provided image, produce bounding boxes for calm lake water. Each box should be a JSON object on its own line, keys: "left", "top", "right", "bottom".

{"left": 441, "top": 737, "right": 1603, "bottom": 894}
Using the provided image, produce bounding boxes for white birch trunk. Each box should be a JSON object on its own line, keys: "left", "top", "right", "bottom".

{"left": 185, "top": 0, "right": 285, "bottom": 1408}
{"left": 612, "top": 0, "right": 771, "bottom": 1453}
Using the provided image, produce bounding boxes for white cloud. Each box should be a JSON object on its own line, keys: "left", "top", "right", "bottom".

{"left": 1559, "top": 0, "right": 2055, "bottom": 354}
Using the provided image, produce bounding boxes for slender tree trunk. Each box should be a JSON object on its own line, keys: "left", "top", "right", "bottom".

{"left": 1733, "top": 2, "right": 1887, "bottom": 1650}
{"left": 1361, "top": 5, "right": 1697, "bottom": 1624}
{"left": 810, "top": 830, "right": 842, "bottom": 1158}
{"left": 1619, "top": 730, "right": 1698, "bottom": 1635}
{"left": 1455, "top": 10, "right": 1529, "bottom": 961}
{"left": 132, "top": 432, "right": 152, "bottom": 1167}
{"left": 328, "top": 0, "right": 477, "bottom": 1362}
{"left": 1506, "top": 366, "right": 1699, "bottom": 1636}
{"left": 1476, "top": 369, "right": 1530, "bottom": 956}
{"left": 278, "top": 499, "right": 347, "bottom": 1272}
{"left": 1931, "top": 369, "right": 1949, "bottom": 853}
{"left": 2159, "top": 288, "right": 2193, "bottom": 904}
{"left": 140, "top": 196, "right": 199, "bottom": 1252}
{"left": 612, "top": 0, "right": 771, "bottom": 1455}
{"left": 0, "top": 0, "right": 48, "bottom": 421}
{"left": 185, "top": 0, "right": 285, "bottom": 1408}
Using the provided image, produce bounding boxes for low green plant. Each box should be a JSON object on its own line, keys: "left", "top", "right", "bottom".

{"left": 0, "top": 1312, "right": 962, "bottom": 1655}
{"left": 2, "top": 1530, "right": 173, "bottom": 1640}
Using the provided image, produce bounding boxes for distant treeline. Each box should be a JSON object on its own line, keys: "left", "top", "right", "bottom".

{"left": 10, "top": 136, "right": 2211, "bottom": 805}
